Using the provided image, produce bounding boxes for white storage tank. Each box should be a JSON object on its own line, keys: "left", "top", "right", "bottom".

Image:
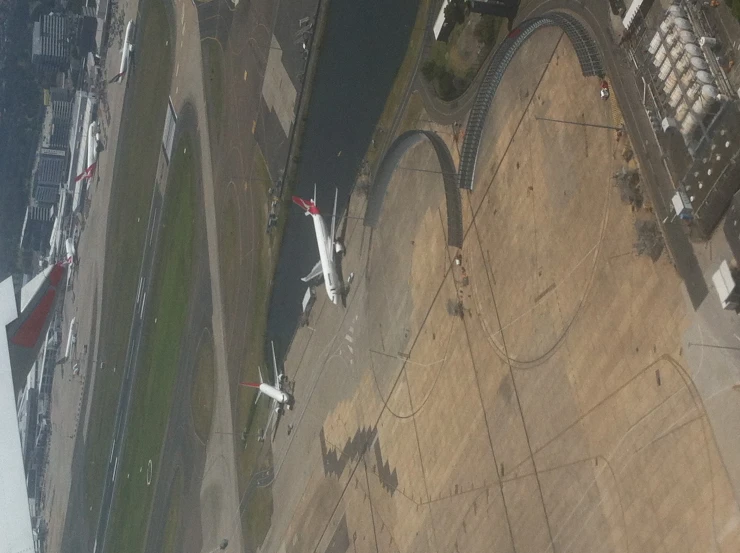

{"left": 690, "top": 56, "right": 708, "bottom": 72}
{"left": 685, "top": 43, "right": 701, "bottom": 57}
{"left": 673, "top": 17, "right": 690, "bottom": 31}
{"left": 692, "top": 84, "right": 719, "bottom": 119}
{"left": 679, "top": 30, "right": 696, "bottom": 44}
{"left": 701, "top": 83, "right": 719, "bottom": 103}
{"left": 700, "top": 36, "right": 719, "bottom": 49}
{"left": 696, "top": 70, "right": 714, "bottom": 85}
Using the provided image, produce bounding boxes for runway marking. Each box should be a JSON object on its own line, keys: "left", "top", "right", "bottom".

{"left": 112, "top": 457, "right": 119, "bottom": 482}
{"left": 181, "top": 9, "right": 185, "bottom": 25}
{"left": 344, "top": 334, "right": 353, "bottom": 343}
{"left": 252, "top": 120, "right": 257, "bottom": 134}
{"left": 181, "top": 22, "right": 186, "bottom": 36}
{"left": 140, "top": 292, "right": 147, "bottom": 318}
{"left": 176, "top": 86, "right": 179, "bottom": 95}
{"left": 348, "top": 345, "right": 354, "bottom": 354}
{"left": 176, "top": 63, "right": 179, "bottom": 77}
{"left": 244, "top": 70, "right": 248, "bottom": 81}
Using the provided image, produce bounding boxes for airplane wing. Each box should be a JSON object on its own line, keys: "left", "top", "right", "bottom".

{"left": 330, "top": 188, "right": 338, "bottom": 246}
{"left": 263, "top": 400, "right": 282, "bottom": 443}
{"left": 301, "top": 260, "right": 323, "bottom": 283}
{"left": 271, "top": 341, "right": 280, "bottom": 390}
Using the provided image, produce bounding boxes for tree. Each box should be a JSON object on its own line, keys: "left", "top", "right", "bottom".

{"left": 444, "top": 0, "right": 467, "bottom": 25}
{"left": 421, "top": 59, "right": 442, "bottom": 81}
{"left": 474, "top": 15, "right": 501, "bottom": 46}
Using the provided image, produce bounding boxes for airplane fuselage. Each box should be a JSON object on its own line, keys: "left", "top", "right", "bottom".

{"left": 309, "top": 212, "right": 341, "bottom": 304}
{"left": 119, "top": 21, "right": 134, "bottom": 77}
{"left": 259, "top": 383, "right": 292, "bottom": 408}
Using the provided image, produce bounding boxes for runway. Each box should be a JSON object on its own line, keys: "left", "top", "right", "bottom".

{"left": 92, "top": 183, "right": 164, "bottom": 553}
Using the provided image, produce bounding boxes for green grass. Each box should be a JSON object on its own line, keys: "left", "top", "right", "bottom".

{"left": 227, "top": 147, "right": 279, "bottom": 549}
{"left": 242, "top": 482, "right": 274, "bottom": 549}
{"left": 162, "top": 471, "right": 182, "bottom": 553}
{"left": 106, "top": 133, "right": 198, "bottom": 553}
{"left": 202, "top": 38, "right": 225, "bottom": 146}
{"left": 85, "top": 0, "right": 173, "bottom": 520}
{"left": 191, "top": 332, "right": 215, "bottom": 441}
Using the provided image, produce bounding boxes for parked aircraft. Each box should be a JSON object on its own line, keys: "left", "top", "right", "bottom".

{"left": 109, "top": 21, "right": 134, "bottom": 83}
{"left": 239, "top": 341, "right": 292, "bottom": 442}
{"left": 292, "top": 187, "right": 344, "bottom": 304}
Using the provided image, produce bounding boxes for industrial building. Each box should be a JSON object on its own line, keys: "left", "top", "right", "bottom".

{"left": 628, "top": 1, "right": 740, "bottom": 236}
{"left": 32, "top": 14, "right": 72, "bottom": 74}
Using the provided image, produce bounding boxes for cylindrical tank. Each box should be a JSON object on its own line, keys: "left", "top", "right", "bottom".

{"left": 690, "top": 56, "right": 708, "bottom": 72}
{"left": 696, "top": 70, "right": 713, "bottom": 84}
{"left": 701, "top": 84, "right": 719, "bottom": 103}
{"left": 679, "top": 30, "right": 696, "bottom": 44}
{"left": 684, "top": 43, "right": 701, "bottom": 57}
{"left": 673, "top": 17, "right": 690, "bottom": 31}
{"left": 649, "top": 32, "right": 662, "bottom": 54}
{"left": 675, "top": 99, "right": 691, "bottom": 122}
{"left": 692, "top": 84, "right": 719, "bottom": 120}
{"left": 681, "top": 111, "right": 700, "bottom": 136}
{"left": 700, "top": 36, "right": 718, "bottom": 49}
{"left": 654, "top": 45, "right": 668, "bottom": 66}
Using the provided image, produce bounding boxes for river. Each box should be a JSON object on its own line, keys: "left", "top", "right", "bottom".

{"left": 266, "top": 0, "right": 420, "bottom": 361}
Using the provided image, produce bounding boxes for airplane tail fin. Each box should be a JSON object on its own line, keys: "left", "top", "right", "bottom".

{"left": 240, "top": 374, "right": 263, "bottom": 404}
{"left": 292, "top": 195, "right": 320, "bottom": 215}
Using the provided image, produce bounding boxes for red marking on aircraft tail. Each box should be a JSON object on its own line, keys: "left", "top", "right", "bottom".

{"left": 11, "top": 289, "right": 56, "bottom": 348}
{"left": 75, "top": 163, "right": 96, "bottom": 183}
{"left": 240, "top": 382, "right": 260, "bottom": 389}
{"left": 49, "top": 263, "right": 65, "bottom": 286}
{"left": 292, "top": 196, "right": 320, "bottom": 215}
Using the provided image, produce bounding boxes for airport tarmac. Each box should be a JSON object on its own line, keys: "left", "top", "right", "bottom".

{"left": 261, "top": 29, "right": 740, "bottom": 553}
{"left": 42, "top": 1, "right": 143, "bottom": 550}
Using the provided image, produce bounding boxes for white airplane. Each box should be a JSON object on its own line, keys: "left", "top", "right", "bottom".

{"left": 292, "top": 187, "right": 344, "bottom": 304}
{"left": 240, "top": 341, "right": 292, "bottom": 441}
{"left": 109, "top": 21, "right": 134, "bottom": 83}
{"left": 75, "top": 121, "right": 100, "bottom": 182}
{"left": 64, "top": 237, "right": 76, "bottom": 289}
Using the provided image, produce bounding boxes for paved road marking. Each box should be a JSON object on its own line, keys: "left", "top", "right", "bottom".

{"left": 252, "top": 120, "right": 257, "bottom": 134}
{"left": 244, "top": 70, "right": 248, "bottom": 81}
{"left": 176, "top": 63, "right": 179, "bottom": 77}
